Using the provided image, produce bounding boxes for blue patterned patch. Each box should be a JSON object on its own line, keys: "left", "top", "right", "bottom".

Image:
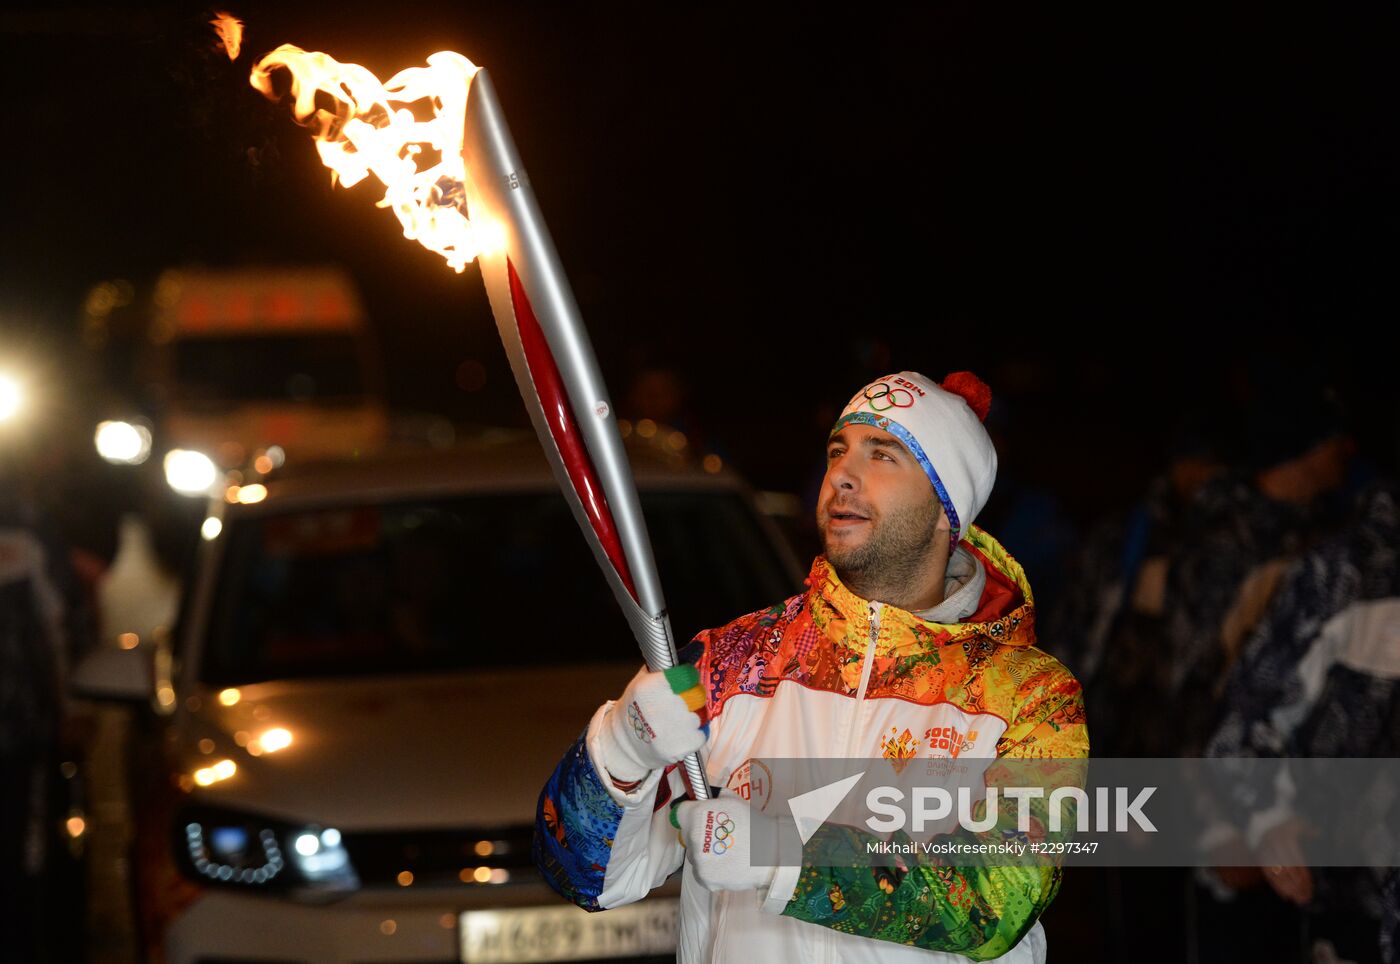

{"left": 534, "top": 732, "right": 625, "bottom": 911}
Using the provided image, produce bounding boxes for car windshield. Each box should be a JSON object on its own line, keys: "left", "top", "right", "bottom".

{"left": 173, "top": 334, "right": 366, "bottom": 404}
{"left": 199, "top": 490, "right": 799, "bottom": 686}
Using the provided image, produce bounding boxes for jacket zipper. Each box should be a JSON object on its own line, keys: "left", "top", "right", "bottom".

{"left": 842, "top": 601, "right": 881, "bottom": 756}
{"left": 823, "top": 602, "right": 881, "bottom": 964}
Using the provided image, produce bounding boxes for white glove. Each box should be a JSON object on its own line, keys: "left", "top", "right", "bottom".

{"left": 595, "top": 664, "right": 709, "bottom": 785}
{"left": 672, "top": 796, "right": 780, "bottom": 893}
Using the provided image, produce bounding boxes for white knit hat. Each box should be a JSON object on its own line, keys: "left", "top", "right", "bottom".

{"left": 831, "top": 371, "right": 998, "bottom": 543}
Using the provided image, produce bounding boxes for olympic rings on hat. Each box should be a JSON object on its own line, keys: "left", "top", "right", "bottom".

{"left": 861, "top": 383, "right": 915, "bottom": 412}
{"left": 711, "top": 812, "right": 738, "bottom": 854}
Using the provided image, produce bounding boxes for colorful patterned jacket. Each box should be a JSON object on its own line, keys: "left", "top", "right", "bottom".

{"left": 534, "top": 526, "right": 1088, "bottom": 963}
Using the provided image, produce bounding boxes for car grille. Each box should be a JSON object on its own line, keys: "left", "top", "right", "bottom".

{"left": 340, "top": 825, "right": 538, "bottom": 887}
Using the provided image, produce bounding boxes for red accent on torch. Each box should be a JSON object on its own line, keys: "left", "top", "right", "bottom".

{"left": 508, "top": 258, "right": 639, "bottom": 601}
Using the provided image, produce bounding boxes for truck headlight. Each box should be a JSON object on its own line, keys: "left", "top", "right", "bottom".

{"left": 177, "top": 806, "right": 358, "bottom": 897}
{"left": 164, "top": 449, "right": 218, "bottom": 496}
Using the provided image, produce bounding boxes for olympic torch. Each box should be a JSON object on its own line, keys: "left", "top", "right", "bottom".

{"left": 248, "top": 44, "right": 708, "bottom": 799}
{"left": 459, "top": 73, "right": 710, "bottom": 799}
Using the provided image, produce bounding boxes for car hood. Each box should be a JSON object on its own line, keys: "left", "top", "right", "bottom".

{"left": 176, "top": 663, "right": 637, "bottom": 831}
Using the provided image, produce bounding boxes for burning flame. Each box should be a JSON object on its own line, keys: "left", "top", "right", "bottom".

{"left": 211, "top": 12, "right": 243, "bottom": 61}
{"left": 251, "top": 45, "right": 488, "bottom": 272}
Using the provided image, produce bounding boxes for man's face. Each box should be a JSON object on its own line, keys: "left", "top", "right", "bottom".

{"left": 818, "top": 424, "right": 942, "bottom": 581}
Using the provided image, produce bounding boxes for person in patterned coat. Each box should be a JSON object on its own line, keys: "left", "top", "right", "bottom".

{"left": 534, "top": 371, "right": 1088, "bottom": 963}
{"left": 1204, "top": 481, "right": 1400, "bottom": 964}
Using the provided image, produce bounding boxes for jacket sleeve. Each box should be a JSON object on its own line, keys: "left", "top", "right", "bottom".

{"left": 533, "top": 640, "right": 709, "bottom": 911}
{"left": 769, "top": 672, "right": 1089, "bottom": 960}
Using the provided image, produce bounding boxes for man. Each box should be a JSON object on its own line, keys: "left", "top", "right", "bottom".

{"left": 534, "top": 371, "right": 1088, "bottom": 962}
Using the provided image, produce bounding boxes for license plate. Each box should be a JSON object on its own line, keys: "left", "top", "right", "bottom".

{"left": 459, "top": 898, "right": 678, "bottom": 963}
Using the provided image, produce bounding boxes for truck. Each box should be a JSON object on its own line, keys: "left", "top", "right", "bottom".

{"left": 85, "top": 265, "right": 388, "bottom": 496}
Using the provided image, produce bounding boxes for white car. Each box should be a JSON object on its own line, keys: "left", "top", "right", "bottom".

{"left": 80, "top": 434, "right": 802, "bottom": 963}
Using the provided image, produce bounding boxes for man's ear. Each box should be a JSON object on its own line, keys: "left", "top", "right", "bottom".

{"left": 934, "top": 503, "right": 951, "bottom": 536}
{"left": 931, "top": 503, "right": 953, "bottom": 559}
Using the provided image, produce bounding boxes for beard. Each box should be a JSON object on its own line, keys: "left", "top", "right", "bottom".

{"left": 819, "top": 494, "right": 941, "bottom": 593}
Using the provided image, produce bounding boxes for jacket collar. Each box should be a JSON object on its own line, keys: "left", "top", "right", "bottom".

{"left": 805, "top": 525, "right": 1037, "bottom": 656}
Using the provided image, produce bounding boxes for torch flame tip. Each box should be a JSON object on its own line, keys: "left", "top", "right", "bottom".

{"left": 211, "top": 11, "right": 244, "bottom": 61}
{"left": 254, "top": 41, "right": 486, "bottom": 271}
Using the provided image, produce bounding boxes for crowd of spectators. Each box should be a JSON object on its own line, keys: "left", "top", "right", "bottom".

{"left": 1034, "top": 361, "right": 1397, "bottom": 963}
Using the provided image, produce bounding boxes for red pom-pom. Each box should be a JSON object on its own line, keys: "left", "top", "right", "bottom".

{"left": 941, "top": 371, "right": 992, "bottom": 422}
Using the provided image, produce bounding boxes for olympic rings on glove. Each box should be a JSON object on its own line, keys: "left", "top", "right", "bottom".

{"left": 711, "top": 812, "right": 738, "bottom": 854}
{"left": 627, "top": 702, "right": 654, "bottom": 742}
{"left": 861, "top": 383, "right": 915, "bottom": 412}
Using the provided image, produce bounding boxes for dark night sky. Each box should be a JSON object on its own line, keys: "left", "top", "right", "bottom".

{"left": 3, "top": 2, "right": 1397, "bottom": 506}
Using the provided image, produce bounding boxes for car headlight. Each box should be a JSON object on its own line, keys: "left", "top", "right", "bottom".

{"left": 164, "top": 449, "right": 218, "bottom": 496}
{"left": 0, "top": 373, "right": 22, "bottom": 423}
{"left": 94, "top": 420, "right": 153, "bottom": 465}
{"left": 176, "top": 806, "right": 359, "bottom": 898}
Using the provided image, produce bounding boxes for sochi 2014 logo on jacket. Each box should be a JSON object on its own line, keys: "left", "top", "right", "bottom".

{"left": 925, "top": 725, "right": 978, "bottom": 759}
{"left": 879, "top": 723, "right": 980, "bottom": 766}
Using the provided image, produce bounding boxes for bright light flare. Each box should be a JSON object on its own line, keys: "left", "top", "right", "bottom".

{"left": 294, "top": 833, "right": 320, "bottom": 856}
{"left": 0, "top": 374, "right": 21, "bottom": 422}
{"left": 201, "top": 517, "right": 223, "bottom": 541}
{"left": 211, "top": 12, "right": 243, "bottom": 60}
{"left": 193, "top": 759, "right": 237, "bottom": 787}
{"left": 95, "top": 420, "right": 152, "bottom": 465}
{"left": 165, "top": 449, "right": 218, "bottom": 496}
{"left": 250, "top": 45, "right": 486, "bottom": 272}
{"left": 236, "top": 483, "right": 267, "bottom": 504}
{"left": 254, "top": 727, "right": 293, "bottom": 753}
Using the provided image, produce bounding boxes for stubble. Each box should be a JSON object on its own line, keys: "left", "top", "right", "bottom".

{"left": 821, "top": 497, "right": 941, "bottom": 605}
